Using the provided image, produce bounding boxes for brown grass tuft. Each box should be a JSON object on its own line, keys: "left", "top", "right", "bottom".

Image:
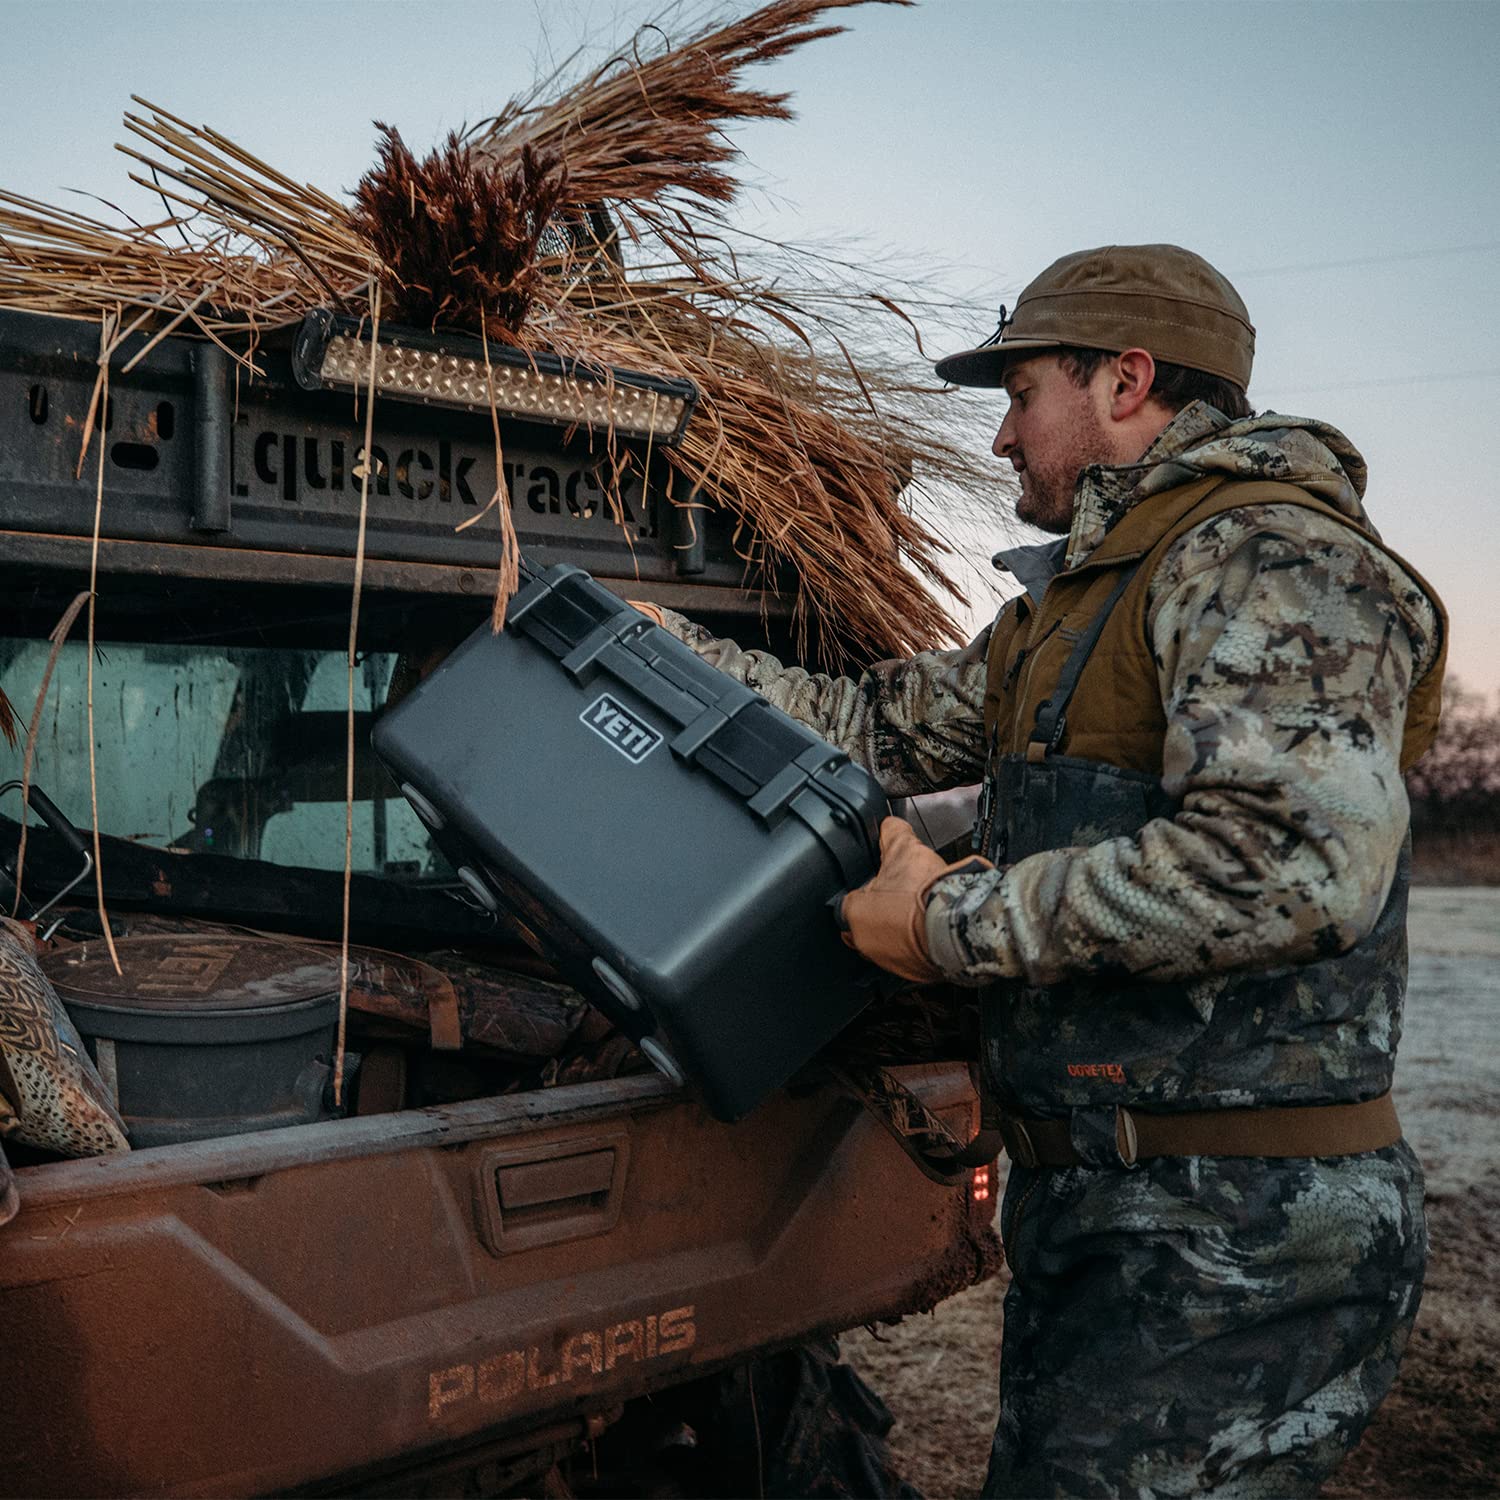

{"left": 351, "top": 128, "right": 568, "bottom": 338}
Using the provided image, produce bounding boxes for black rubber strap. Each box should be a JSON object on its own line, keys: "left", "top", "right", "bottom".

{"left": 830, "top": 1063, "right": 1003, "bottom": 1186}
{"left": 1027, "top": 560, "right": 1146, "bottom": 761}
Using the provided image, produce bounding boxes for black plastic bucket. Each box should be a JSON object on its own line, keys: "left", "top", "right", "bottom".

{"left": 43, "top": 934, "right": 341, "bottom": 1148}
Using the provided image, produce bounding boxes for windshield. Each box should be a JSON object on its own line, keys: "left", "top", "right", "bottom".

{"left": 2, "top": 636, "right": 443, "bottom": 877}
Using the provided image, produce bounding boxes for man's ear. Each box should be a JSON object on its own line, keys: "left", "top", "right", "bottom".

{"left": 1108, "top": 348, "right": 1158, "bottom": 421}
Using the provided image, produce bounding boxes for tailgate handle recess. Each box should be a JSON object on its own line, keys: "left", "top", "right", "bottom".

{"left": 497, "top": 1148, "right": 616, "bottom": 1211}
{"left": 476, "top": 1134, "right": 629, "bottom": 1257}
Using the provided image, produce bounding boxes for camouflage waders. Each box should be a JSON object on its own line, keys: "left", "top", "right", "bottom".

{"left": 975, "top": 541, "right": 1427, "bottom": 1498}
{"left": 985, "top": 1146, "right": 1425, "bottom": 1498}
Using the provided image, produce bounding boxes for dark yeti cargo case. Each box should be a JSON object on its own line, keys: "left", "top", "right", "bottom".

{"left": 372, "top": 562, "right": 887, "bottom": 1120}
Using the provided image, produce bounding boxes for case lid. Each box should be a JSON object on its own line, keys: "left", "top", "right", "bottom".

{"left": 506, "top": 563, "right": 883, "bottom": 883}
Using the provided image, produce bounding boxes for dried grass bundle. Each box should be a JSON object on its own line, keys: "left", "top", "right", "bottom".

{"left": 463, "top": 0, "right": 988, "bottom": 658}
{"left": 0, "top": 0, "right": 1009, "bottom": 666}
{"left": 0, "top": 186, "right": 303, "bottom": 335}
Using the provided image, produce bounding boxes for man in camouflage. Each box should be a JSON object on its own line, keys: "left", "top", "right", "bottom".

{"left": 646, "top": 243, "right": 1446, "bottom": 1496}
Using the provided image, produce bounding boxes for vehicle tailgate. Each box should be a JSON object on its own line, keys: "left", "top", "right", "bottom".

{"left": 0, "top": 1064, "right": 994, "bottom": 1497}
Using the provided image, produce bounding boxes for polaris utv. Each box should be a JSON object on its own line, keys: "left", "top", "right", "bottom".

{"left": 0, "top": 305, "right": 997, "bottom": 1496}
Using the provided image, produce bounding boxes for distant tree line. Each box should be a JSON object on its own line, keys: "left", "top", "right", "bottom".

{"left": 1407, "top": 682, "right": 1500, "bottom": 830}
{"left": 1406, "top": 682, "right": 1500, "bottom": 881}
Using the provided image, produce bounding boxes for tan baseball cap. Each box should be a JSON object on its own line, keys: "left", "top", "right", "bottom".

{"left": 935, "top": 243, "right": 1255, "bottom": 389}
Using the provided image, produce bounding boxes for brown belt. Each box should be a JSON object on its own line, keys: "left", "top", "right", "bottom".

{"left": 997, "top": 1093, "right": 1401, "bottom": 1169}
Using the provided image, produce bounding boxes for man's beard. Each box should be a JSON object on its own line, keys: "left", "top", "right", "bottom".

{"left": 1013, "top": 406, "right": 1111, "bottom": 535}
{"left": 1014, "top": 468, "right": 1076, "bottom": 534}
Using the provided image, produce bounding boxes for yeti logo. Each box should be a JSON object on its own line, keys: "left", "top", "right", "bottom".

{"left": 581, "top": 693, "right": 662, "bottom": 764}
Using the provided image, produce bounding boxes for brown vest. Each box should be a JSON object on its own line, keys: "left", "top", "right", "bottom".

{"left": 983, "top": 477, "right": 1446, "bottom": 776}
{"left": 971, "top": 476, "right": 1449, "bottom": 1124}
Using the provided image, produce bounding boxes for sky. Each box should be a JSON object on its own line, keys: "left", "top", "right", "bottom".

{"left": 4, "top": 0, "right": 1497, "bottom": 694}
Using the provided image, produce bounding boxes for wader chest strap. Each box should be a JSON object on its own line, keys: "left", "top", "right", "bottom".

{"left": 1026, "top": 561, "right": 1146, "bottom": 763}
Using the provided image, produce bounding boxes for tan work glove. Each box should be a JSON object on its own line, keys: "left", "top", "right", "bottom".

{"left": 628, "top": 600, "right": 667, "bottom": 627}
{"left": 839, "top": 817, "right": 993, "bottom": 984}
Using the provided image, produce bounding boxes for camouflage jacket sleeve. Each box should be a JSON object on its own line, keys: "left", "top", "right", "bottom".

{"left": 924, "top": 505, "right": 1443, "bottom": 986}
{"left": 656, "top": 611, "right": 990, "bottom": 796}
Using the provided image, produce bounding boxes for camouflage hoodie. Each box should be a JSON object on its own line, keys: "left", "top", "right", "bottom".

{"left": 661, "top": 402, "right": 1444, "bottom": 989}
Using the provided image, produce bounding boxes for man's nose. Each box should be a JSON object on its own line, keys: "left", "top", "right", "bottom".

{"left": 993, "top": 406, "right": 1018, "bottom": 462}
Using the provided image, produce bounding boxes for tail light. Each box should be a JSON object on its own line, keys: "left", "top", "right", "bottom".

{"left": 971, "top": 1162, "right": 993, "bottom": 1204}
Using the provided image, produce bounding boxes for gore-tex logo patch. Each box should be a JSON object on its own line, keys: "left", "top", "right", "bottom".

{"left": 581, "top": 693, "right": 662, "bottom": 764}
{"left": 1067, "top": 1062, "right": 1126, "bottom": 1084}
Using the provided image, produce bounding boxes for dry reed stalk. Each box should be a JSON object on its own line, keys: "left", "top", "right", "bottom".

{"left": 86, "top": 312, "right": 123, "bottom": 975}
{"left": 336, "top": 281, "right": 383, "bottom": 1109}
{"left": 478, "top": 324, "right": 522, "bottom": 628}
{"left": 9, "top": 591, "right": 91, "bottom": 918}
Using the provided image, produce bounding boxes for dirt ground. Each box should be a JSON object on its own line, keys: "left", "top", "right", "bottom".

{"left": 843, "top": 886, "right": 1500, "bottom": 1498}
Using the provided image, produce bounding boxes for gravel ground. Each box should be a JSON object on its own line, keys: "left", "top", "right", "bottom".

{"left": 843, "top": 887, "right": 1500, "bottom": 1498}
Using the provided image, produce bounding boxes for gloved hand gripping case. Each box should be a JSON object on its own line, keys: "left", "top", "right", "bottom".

{"left": 372, "top": 563, "right": 888, "bottom": 1120}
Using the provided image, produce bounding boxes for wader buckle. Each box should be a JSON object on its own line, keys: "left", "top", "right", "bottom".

{"left": 1025, "top": 700, "right": 1065, "bottom": 764}
{"left": 1067, "top": 1105, "right": 1140, "bottom": 1168}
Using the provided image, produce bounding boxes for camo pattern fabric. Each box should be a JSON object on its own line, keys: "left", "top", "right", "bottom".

{"left": 661, "top": 404, "right": 1438, "bottom": 991}
{"left": 985, "top": 1145, "right": 1426, "bottom": 1498}
{"left": 1060, "top": 403, "right": 1373, "bottom": 568}
{"left": 0, "top": 918, "right": 129, "bottom": 1156}
{"left": 969, "top": 753, "right": 1412, "bottom": 1115}
{"left": 663, "top": 614, "right": 992, "bottom": 799}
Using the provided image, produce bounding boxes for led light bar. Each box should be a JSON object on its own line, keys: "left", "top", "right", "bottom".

{"left": 292, "top": 309, "right": 699, "bottom": 445}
